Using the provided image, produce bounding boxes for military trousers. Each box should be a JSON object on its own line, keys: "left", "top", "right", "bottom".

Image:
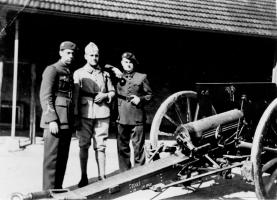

{"left": 117, "top": 123, "right": 146, "bottom": 172}
{"left": 43, "top": 128, "right": 72, "bottom": 190}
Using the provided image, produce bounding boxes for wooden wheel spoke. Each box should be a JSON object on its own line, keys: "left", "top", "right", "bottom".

{"left": 186, "top": 97, "right": 192, "bottom": 122}
{"left": 251, "top": 98, "right": 277, "bottom": 199}
{"left": 270, "top": 124, "right": 277, "bottom": 136}
{"left": 265, "top": 168, "right": 277, "bottom": 194}
{"left": 174, "top": 102, "right": 184, "bottom": 124}
{"left": 158, "top": 130, "right": 175, "bottom": 136}
{"left": 149, "top": 91, "right": 197, "bottom": 149}
{"left": 262, "top": 158, "right": 277, "bottom": 172}
{"left": 194, "top": 103, "right": 200, "bottom": 121}
{"left": 164, "top": 114, "right": 179, "bottom": 127}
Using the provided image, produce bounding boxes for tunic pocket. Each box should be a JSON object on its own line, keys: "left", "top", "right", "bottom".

{"left": 80, "top": 98, "right": 88, "bottom": 117}
{"left": 80, "top": 98, "right": 93, "bottom": 118}
{"left": 55, "top": 97, "right": 69, "bottom": 125}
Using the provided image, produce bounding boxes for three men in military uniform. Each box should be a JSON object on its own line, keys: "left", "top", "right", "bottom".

{"left": 40, "top": 42, "right": 152, "bottom": 189}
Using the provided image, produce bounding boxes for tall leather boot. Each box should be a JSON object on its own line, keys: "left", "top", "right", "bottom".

{"left": 78, "top": 148, "right": 89, "bottom": 187}
{"left": 95, "top": 150, "right": 106, "bottom": 180}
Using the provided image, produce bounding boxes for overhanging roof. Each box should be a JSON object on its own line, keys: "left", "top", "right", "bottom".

{"left": 1, "top": 0, "right": 277, "bottom": 38}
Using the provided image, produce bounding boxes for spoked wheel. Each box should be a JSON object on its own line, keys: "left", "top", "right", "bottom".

{"left": 251, "top": 98, "right": 277, "bottom": 200}
{"left": 149, "top": 91, "right": 216, "bottom": 149}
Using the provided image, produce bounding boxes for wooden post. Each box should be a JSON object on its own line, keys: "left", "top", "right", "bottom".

{"left": 0, "top": 61, "right": 3, "bottom": 109}
{"left": 11, "top": 19, "right": 19, "bottom": 138}
{"left": 272, "top": 62, "right": 277, "bottom": 84}
{"left": 29, "top": 63, "right": 36, "bottom": 144}
{"left": 272, "top": 64, "right": 276, "bottom": 84}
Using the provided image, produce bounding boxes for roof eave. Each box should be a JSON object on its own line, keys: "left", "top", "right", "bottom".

{"left": 2, "top": 4, "right": 277, "bottom": 39}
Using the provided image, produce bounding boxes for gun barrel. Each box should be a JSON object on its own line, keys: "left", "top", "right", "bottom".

{"left": 184, "top": 109, "right": 243, "bottom": 138}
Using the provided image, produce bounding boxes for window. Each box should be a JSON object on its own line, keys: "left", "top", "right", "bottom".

{"left": 0, "top": 102, "right": 24, "bottom": 129}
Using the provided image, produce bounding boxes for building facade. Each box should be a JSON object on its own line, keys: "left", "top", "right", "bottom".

{"left": 0, "top": 0, "right": 276, "bottom": 137}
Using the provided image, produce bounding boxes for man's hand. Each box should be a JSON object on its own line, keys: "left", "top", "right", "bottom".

{"left": 112, "top": 67, "right": 123, "bottom": 78}
{"left": 130, "top": 95, "right": 140, "bottom": 105}
{"left": 94, "top": 92, "right": 108, "bottom": 104}
{"left": 49, "top": 121, "right": 59, "bottom": 135}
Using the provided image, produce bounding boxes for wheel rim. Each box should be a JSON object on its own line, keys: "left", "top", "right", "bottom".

{"left": 251, "top": 98, "right": 277, "bottom": 200}
{"left": 149, "top": 91, "right": 216, "bottom": 149}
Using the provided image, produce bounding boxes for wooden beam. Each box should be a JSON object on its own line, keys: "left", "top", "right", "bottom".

{"left": 29, "top": 63, "right": 36, "bottom": 144}
{"left": 19, "top": 154, "right": 189, "bottom": 199}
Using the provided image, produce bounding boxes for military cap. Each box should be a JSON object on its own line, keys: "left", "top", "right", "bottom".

{"left": 85, "top": 42, "right": 99, "bottom": 54}
{"left": 122, "top": 52, "right": 138, "bottom": 65}
{"left": 60, "top": 41, "right": 77, "bottom": 51}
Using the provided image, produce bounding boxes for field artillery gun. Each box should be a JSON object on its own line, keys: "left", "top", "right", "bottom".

{"left": 12, "top": 82, "right": 277, "bottom": 200}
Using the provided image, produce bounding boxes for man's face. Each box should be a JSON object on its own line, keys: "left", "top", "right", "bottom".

{"left": 85, "top": 49, "right": 99, "bottom": 67}
{"left": 59, "top": 49, "right": 75, "bottom": 65}
{"left": 121, "top": 57, "right": 134, "bottom": 73}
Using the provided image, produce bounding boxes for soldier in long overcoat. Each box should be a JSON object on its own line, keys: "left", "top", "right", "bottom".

{"left": 40, "top": 41, "right": 77, "bottom": 190}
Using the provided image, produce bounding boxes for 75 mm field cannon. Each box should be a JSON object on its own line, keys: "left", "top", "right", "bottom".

{"left": 11, "top": 82, "right": 277, "bottom": 200}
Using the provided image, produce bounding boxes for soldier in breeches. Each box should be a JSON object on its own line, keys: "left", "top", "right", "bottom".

{"left": 73, "top": 42, "right": 115, "bottom": 187}
{"left": 39, "top": 41, "right": 77, "bottom": 190}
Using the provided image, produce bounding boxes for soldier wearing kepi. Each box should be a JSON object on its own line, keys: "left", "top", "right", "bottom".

{"left": 73, "top": 42, "right": 115, "bottom": 187}
{"left": 39, "top": 41, "right": 77, "bottom": 190}
{"left": 111, "top": 52, "right": 152, "bottom": 172}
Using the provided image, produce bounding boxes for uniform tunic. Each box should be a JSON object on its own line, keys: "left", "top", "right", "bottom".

{"left": 117, "top": 72, "right": 152, "bottom": 124}
{"left": 39, "top": 60, "right": 73, "bottom": 190}
{"left": 73, "top": 64, "right": 115, "bottom": 150}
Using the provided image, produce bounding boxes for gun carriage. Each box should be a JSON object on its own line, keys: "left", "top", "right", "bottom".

{"left": 12, "top": 82, "right": 277, "bottom": 200}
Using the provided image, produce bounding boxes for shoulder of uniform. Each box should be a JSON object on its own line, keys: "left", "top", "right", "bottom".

{"left": 103, "top": 70, "right": 111, "bottom": 77}
{"left": 135, "top": 72, "right": 146, "bottom": 79}
{"left": 73, "top": 67, "right": 81, "bottom": 73}
{"left": 73, "top": 66, "right": 85, "bottom": 74}
{"left": 135, "top": 72, "right": 145, "bottom": 76}
{"left": 49, "top": 61, "right": 63, "bottom": 69}
{"left": 43, "top": 64, "right": 57, "bottom": 76}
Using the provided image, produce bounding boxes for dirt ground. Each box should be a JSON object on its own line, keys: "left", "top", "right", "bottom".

{"left": 0, "top": 136, "right": 258, "bottom": 200}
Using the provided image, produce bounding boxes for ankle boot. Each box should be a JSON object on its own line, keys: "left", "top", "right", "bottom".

{"left": 78, "top": 148, "right": 89, "bottom": 188}
{"left": 98, "top": 175, "right": 106, "bottom": 181}
{"left": 78, "top": 174, "right": 88, "bottom": 188}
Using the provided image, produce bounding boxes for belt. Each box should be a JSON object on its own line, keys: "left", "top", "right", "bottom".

{"left": 80, "top": 91, "right": 98, "bottom": 98}
{"left": 117, "top": 94, "right": 133, "bottom": 101}
{"left": 55, "top": 91, "right": 72, "bottom": 98}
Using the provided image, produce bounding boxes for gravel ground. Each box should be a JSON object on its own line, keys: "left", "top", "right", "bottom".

{"left": 0, "top": 136, "right": 258, "bottom": 200}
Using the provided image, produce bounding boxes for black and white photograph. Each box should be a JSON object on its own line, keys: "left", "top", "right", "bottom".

{"left": 0, "top": 0, "right": 276, "bottom": 199}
